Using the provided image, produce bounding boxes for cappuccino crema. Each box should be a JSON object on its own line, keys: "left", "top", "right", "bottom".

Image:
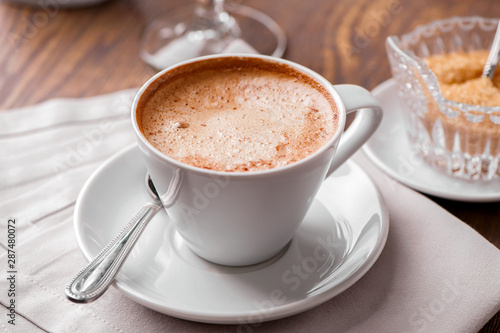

{"left": 137, "top": 57, "right": 338, "bottom": 172}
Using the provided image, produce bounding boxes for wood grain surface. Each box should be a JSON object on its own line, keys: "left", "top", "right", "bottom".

{"left": 0, "top": 0, "right": 499, "bottom": 331}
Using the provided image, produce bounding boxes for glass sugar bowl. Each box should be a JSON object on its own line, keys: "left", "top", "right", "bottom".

{"left": 386, "top": 16, "right": 500, "bottom": 181}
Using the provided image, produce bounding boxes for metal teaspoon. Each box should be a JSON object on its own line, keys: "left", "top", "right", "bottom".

{"left": 65, "top": 172, "right": 180, "bottom": 303}
{"left": 482, "top": 21, "right": 500, "bottom": 80}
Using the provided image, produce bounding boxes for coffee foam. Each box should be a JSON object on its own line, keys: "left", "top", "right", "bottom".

{"left": 138, "top": 57, "right": 338, "bottom": 172}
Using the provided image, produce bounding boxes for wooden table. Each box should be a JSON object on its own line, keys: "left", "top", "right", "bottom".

{"left": 1, "top": 0, "right": 499, "bottom": 331}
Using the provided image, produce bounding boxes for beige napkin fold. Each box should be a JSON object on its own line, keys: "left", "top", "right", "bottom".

{"left": 1, "top": 90, "right": 499, "bottom": 333}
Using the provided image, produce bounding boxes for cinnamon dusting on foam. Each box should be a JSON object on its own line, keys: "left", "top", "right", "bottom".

{"left": 137, "top": 57, "right": 338, "bottom": 172}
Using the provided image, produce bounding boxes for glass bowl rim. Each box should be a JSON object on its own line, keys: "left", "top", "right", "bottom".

{"left": 387, "top": 16, "right": 500, "bottom": 117}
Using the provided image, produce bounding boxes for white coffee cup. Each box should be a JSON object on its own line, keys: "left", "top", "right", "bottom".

{"left": 132, "top": 54, "right": 382, "bottom": 266}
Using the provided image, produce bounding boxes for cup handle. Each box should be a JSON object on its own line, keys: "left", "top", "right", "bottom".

{"left": 325, "top": 84, "right": 383, "bottom": 178}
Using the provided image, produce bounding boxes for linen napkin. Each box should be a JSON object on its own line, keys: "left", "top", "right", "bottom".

{"left": 1, "top": 90, "right": 500, "bottom": 333}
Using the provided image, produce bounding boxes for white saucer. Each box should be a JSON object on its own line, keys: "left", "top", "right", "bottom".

{"left": 74, "top": 145, "right": 389, "bottom": 324}
{"left": 363, "top": 79, "right": 500, "bottom": 202}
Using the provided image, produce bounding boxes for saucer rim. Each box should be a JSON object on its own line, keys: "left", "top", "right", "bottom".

{"left": 73, "top": 144, "right": 389, "bottom": 324}
{"left": 363, "top": 79, "right": 500, "bottom": 203}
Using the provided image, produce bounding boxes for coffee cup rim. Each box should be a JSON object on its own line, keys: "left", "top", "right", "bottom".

{"left": 131, "top": 53, "right": 347, "bottom": 177}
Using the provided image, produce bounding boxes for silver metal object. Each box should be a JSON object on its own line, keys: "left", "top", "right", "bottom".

{"left": 65, "top": 174, "right": 169, "bottom": 303}
{"left": 482, "top": 22, "right": 500, "bottom": 80}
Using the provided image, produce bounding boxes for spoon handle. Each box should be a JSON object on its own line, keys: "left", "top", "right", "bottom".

{"left": 483, "top": 22, "right": 500, "bottom": 80}
{"left": 65, "top": 201, "right": 162, "bottom": 303}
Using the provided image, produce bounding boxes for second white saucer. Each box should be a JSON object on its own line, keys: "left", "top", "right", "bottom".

{"left": 364, "top": 79, "right": 500, "bottom": 202}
